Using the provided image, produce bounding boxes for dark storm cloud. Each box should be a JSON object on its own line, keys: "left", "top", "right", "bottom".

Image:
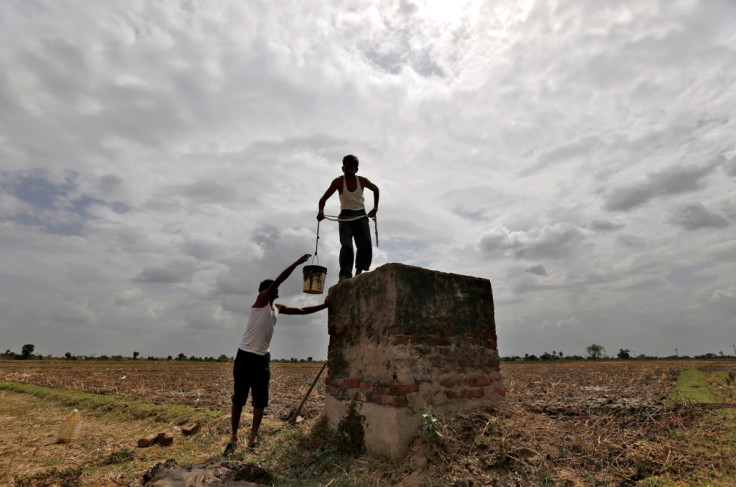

{"left": 526, "top": 265, "right": 547, "bottom": 276}
{"left": 132, "top": 261, "right": 193, "bottom": 283}
{"left": 603, "top": 163, "right": 719, "bottom": 211}
{"left": 668, "top": 202, "right": 730, "bottom": 231}
{"left": 589, "top": 219, "right": 624, "bottom": 232}
{"left": 479, "top": 223, "right": 587, "bottom": 261}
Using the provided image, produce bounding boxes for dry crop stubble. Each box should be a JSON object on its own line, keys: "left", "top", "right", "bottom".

{"left": 2, "top": 358, "right": 735, "bottom": 485}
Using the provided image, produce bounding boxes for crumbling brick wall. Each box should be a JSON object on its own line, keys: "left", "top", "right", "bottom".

{"left": 325, "top": 263, "right": 504, "bottom": 459}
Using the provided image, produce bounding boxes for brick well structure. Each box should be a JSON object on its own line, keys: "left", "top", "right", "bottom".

{"left": 325, "top": 263, "right": 504, "bottom": 459}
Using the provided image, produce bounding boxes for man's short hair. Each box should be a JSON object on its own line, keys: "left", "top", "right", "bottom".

{"left": 258, "top": 279, "right": 274, "bottom": 293}
{"left": 342, "top": 154, "right": 359, "bottom": 168}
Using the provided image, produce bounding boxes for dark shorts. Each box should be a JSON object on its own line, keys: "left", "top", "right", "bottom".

{"left": 232, "top": 349, "right": 270, "bottom": 409}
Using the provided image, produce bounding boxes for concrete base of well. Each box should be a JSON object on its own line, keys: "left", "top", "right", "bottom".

{"left": 324, "top": 263, "right": 504, "bottom": 460}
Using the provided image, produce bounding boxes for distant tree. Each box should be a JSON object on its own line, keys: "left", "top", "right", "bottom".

{"left": 65, "top": 352, "right": 73, "bottom": 360}
{"left": 21, "top": 344, "right": 34, "bottom": 360}
{"left": 586, "top": 344, "right": 606, "bottom": 360}
{"left": 617, "top": 349, "right": 631, "bottom": 360}
{"left": 217, "top": 354, "right": 230, "bottom": 362}
{"left": 307, "top": 356, "right": 313, "bottom": 362}
{"left": 133, "top": 351, "right": 139, "bottom": 360}
{"left": 177, "top": 353, "right": 187, "bottom": 361}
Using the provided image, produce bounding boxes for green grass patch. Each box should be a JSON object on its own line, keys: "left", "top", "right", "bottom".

{"left": 663, "top": 363, "right": 736, "bottom": 484}
{"left": 0, "top": 381, "right": 222, "bottom": 424}
{"left": 671, "top": 363, "right": 721, "bottom": 404}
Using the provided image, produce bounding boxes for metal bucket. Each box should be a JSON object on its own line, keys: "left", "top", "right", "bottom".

{"left": 302, "top": 265, "right": 327, "bottom": 294}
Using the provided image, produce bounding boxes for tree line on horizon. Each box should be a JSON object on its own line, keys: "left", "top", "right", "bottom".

{"left": 2, "top": 345, "right": 320, "bottom": 363}
{"left": 501, "top": 344, "right": 736, "bottom": 362}
{"left": 5, "top": 343, "right": 736, "bottom": 363}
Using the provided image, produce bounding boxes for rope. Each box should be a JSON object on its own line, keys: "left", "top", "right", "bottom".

{"left": 321, "top": 214, "right": 379, "bottom": 247}
{"left": 311, "top": 220, "right": 321, "bottom": 266}
{"left": 321, "top": 214, "right": 366, "bottom": 222}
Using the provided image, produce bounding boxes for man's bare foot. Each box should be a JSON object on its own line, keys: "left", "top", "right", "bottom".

{"left": 224, "top": 441, "right": 237, "bottom": 456}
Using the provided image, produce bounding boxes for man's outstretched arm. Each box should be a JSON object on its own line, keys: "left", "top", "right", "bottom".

{"left": 255, "top": 254, "right": 311, "bottom": 307}
{"left": 276, "top": 297, "right": 329, "bottom": 315}
{"left": 273, "top": 254, "right": 311, "bottom": 288}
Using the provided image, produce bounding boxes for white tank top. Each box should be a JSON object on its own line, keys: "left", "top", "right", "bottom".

{"left": 339, "top": 176, "right": 365, "bottom": 210}
{"left": 238, "top": 304, "right": 278, "bottom": 355}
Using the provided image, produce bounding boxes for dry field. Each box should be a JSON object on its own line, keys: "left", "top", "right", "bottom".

{"left": 0, "top": 359, "right": 324, "bottom": 422}
{"left": 1, "top": 358, "right": 735, "bottom": 486}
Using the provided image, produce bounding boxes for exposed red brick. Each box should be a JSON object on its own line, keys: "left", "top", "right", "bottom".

{"left": 354, "top": 392, "right": 367, "bottom": 402}
{"left": 181, "top": 423, "right": 200, "bottom": 436}
{"left": 390, "top": 383, "right": 419, "bottom": 395}
{"left": 366, "top": 393, "right": 382, "bottom": 404}
{"left": 157, "top": 429, "right": 174, "bottom": 446}
{"left": 439, "top": 379, "right": 454, "bottom": 388}
{"left": 360, "top": 381, "right": 372, "bottom": 391}
{"left": 433, "top": 337, "right": 452, "bottom": 346}
{"left": 466, "top": 375, "right": 492, "bottom": 387}
{"left": 326, "top": 385, "right": 336, "bottom": 395}
{"left": 424, "top": 395, "right": 433, "bottom": 405}
{"left": 392, "top": 335, "right": 410, "bottom": 345}
{"left": 382, "top": 395, "right": 408, "bottom": 408}
{"left": 487, "top": 339, "right": 498, "bottom": 349}
{"left": 137, "top": 434, "right": 158, "bottom": 448}
{"left": 342, "top": 378, "right": 360, "bottom": 388}
{"left": 446, "top": 390, "right": 461, "bottom": 400}
{"left": 466, "top": 388, "right": 484, "bottom": 399}
{"left": 374, "top": 387, "right": 389, "bottom": 394}
{"left": 498, "top": 388, "right": 507, "bottom": 397}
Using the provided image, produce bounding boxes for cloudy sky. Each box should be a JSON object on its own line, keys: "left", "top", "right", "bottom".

{"left": 1, "top": 0, "right": 734, "bottom": 361}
